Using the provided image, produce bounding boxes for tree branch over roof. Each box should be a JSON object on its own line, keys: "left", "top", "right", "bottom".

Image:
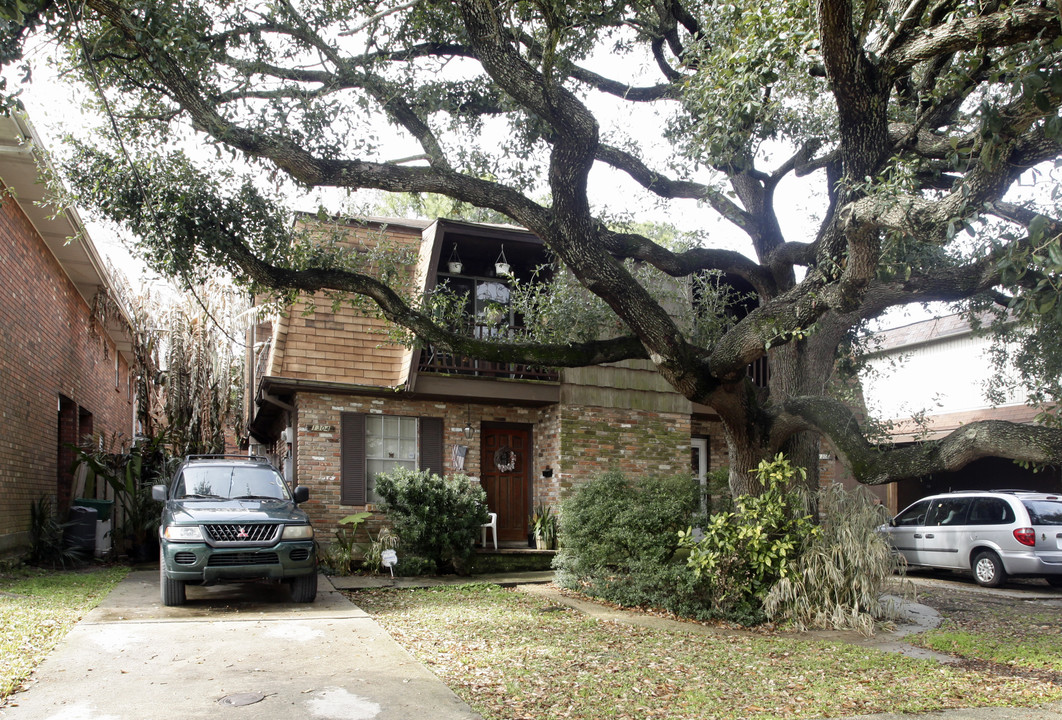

{"left": 783, "top": 397, "right": 1062, "bottom": 485}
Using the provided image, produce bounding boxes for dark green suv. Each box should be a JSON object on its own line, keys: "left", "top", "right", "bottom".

{"left": 152, "top": 455, "right": 317, "bottom": 606}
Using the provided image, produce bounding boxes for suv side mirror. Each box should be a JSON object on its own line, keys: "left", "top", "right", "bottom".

{"left": 152, "top": 485, "right": 168, "bottom": 502}
{"left": 293, "top": 485, "right": 309, "bottom": 504}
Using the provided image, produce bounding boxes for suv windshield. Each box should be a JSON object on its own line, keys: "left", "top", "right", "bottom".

{"left": 1022, "top": 500, "right": 1062, "bottom": 525}
{"left": 174, "top": 466, "right": 291, "bottom": 501}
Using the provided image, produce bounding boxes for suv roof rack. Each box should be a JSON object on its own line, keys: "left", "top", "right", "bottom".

{"left": 183, "top": 454, "right": 271, "bottom": 463}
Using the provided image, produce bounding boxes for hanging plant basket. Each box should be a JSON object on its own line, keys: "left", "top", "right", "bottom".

{"left": 494, "top": 244, "right": 510, "bottom": 276}
{"left": 448, "top": 245, "right": 463, "bottom": 274}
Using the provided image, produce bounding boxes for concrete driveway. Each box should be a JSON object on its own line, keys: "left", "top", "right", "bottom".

{"left": 0, "top": 571, "right": 481, "bottom": 720}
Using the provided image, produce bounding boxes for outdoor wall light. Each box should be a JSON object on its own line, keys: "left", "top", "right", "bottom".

{"left": 463, "top": 405, "right": 475, "bottom": 440}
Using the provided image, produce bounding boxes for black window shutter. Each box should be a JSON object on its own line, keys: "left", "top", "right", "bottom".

{"left": 419, "top": 416, "right": 444, "bottom": 477}
{"left": 340, "top": 412, "right": 366, "bottom": 505}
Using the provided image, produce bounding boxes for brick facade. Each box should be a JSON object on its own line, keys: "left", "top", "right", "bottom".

{"left": 0, "top": 185, "right": 133, "bottom": 556}
{"left": 553, "top": 405, "right": 691, "bottom": 498}
{"left": 249, "top": 218, "right": 750, "bottom": 542}
{"left": 279, "top": 388, "right": 711, "bottom": 539}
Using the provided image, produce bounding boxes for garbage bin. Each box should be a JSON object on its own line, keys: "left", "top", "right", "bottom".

{"left": 64, "top": 505, "right": 97, "bottom": 557}
{"left": 73, "top": 498, "right": 113, "bottom": 522}
{"left": 73, "top": 498, "right": 114, "bottom": 558}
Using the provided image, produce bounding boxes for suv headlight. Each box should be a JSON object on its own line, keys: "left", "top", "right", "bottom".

{"left": 282, "top": 524, "right": 314, "bottom": 540}
{"left": 164, "top": 525, "right": 204, "bottom": 541}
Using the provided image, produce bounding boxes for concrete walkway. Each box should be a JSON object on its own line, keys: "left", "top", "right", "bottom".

{"left": 0, "top": 571, "right": 481, "bottom": 720}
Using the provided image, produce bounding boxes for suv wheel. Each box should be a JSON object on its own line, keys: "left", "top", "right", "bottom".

{"left": 972, "top": 550, "right": 1006, "bottom": 588}
{"left": 289, "top": 571, "right": 318, "bottom": 603}
{"left": 160, "top": 549, "right": 187, "bottom": 606}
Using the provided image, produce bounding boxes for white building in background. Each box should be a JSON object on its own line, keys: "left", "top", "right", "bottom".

{"left": 861, "top": 314, "right": 1037, "bottom": 443}
{"left": 855, "top": 313, "right": 1056, "bottom": 511}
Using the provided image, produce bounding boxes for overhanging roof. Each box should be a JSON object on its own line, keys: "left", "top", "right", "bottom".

{"left": 0, "top": 110, "right": 133, "bottom": 361}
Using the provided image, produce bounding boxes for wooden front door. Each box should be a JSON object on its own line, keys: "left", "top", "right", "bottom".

{"left": 481, "top": 424, "right": 532, "bottom": 543}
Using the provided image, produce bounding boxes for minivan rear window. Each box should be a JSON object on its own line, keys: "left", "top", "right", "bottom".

{"left": 1022, "top": 500, "right": 1062, "bottom": 526}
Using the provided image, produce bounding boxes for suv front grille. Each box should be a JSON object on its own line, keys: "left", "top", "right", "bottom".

{"left": 208, "top": 552, "right": 279, "bottom": 567}
{"left": 204, "top": 524, "right": 278, "bottom": 543}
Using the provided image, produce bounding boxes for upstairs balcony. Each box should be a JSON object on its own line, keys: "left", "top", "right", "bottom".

{"left": 414, "top": 222, "right": 769, "bottom": 389}
{"left": 417, "top": 228, "right": 559, "bottom": 383}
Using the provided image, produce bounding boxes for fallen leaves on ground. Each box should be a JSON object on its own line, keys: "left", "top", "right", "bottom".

{"left": 348, "top": 583, "right": 1061, "bottom": 720}
{"left": 0, "top": 567, "right": 128, "bottom": 701}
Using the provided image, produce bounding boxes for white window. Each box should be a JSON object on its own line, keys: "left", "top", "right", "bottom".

{"left": 365, "top": 415, "right": 418, "bottom": 503}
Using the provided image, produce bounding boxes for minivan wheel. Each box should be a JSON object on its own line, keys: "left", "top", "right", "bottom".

{"left": 289, "top": 572, "right": 317, "bottom": 603}
{"left": 159, "top": 549, "right": 187, "bottom": 606}
{"left": 972, "top": 550, "right": 1006, "bottom": 588}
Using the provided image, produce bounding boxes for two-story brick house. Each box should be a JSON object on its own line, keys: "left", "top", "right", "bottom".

{"left": 246, "top": 216, "right": 730, "bottom": 543}
{"left": 0, "top": 111, "right": 135, "bottom": 557}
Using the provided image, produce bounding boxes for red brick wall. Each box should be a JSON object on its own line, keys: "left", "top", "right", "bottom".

{"left": 0, "top": 188, "right": 133, "bottom": 556}
{"left": 554, "top": 405, "right": 691, "bottom": 498}
{"left": 293, "top": 392, "right": 549, "bottom": 537}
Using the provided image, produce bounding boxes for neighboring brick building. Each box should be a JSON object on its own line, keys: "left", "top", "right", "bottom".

{"left": 0, "top": 112, "right": 135, "bottom": 557}
{"left": 247, "top": 216, "right": 730, "bottom": 543}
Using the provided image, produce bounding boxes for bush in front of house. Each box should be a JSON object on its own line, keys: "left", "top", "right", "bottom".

{"left": 553, "top": 471, "right": 714, "bottom": 617}
{"left": 763, "top": 482, "right": 908, "bottom": 634}
{"left": 677, "top": 454, "right": 818, "bottom": 623}
{"left": 374, "top": 468, "right": 489, "bottom": 574}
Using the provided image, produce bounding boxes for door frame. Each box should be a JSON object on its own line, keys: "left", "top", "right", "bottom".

{"left": 480, "top": 421, "right": 534, "bottom": 544}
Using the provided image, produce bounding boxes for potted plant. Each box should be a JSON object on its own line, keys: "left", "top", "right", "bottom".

{"left": 494, "top": 244, "right": 510, "bottom": 276}
{"left": 530, "top": 503, "right": 557, "bottom": 550}
{"left": 447, "top": 245, "right": 463, "bottom": 274}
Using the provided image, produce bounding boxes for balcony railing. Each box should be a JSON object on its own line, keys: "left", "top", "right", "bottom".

{"left": 418, "top": 344, "right": 559, "bottom": 382}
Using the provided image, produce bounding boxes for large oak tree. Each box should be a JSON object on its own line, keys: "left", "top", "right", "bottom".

{"left": 3, "top": 0, "right": 1062, "bottom": 493}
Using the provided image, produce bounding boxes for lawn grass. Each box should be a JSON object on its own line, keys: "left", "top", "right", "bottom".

{"left": 0, "top": 566, "right": 128, "bottom": 700}
{"left": 919, "top": 625, "right": 1062, "bottom": 672}
{"left": 349, "top": 583, "right": 1062, "bottom": 720}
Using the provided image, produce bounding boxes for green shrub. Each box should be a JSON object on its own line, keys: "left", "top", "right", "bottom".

{"left": 678, "top": 454, "right": 817, "bottom": 622}
{"left": 763, "top": 483, "right": 908, "bottom": 634}
{"left": 375, "top": 468, "right": 488, "bottom": 574}
{"left": 28, "top": 497, "right": 79, "bottom": 569}
{"left": 704, "top": 466, "right": 733, "bottom": 515}
{"left": 553, "top": 471, "right": 708, "bottom": 613}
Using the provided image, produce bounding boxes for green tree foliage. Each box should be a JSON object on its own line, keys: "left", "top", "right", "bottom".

{"left": 374, "top": 468, "right": 488, "bottom": 574}
{"left": 3, "top": 0, "right": 1062, "bottom": 491}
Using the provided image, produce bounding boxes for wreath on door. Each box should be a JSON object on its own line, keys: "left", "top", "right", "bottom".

{"left": 494, "top": 445, "right": 517, "bottom": 473}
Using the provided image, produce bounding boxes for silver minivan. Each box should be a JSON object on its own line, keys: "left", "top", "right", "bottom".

{"left": 881, "top": 491, "right": 1062, "bottom": 587}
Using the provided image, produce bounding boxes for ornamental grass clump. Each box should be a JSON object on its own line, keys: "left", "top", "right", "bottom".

{"left": 763, "top": 482, "right": 908, "bottom": 634}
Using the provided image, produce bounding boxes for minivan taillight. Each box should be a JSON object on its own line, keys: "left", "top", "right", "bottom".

{"left": 1014, "top": 527, "right": 1036, "bottom": 547}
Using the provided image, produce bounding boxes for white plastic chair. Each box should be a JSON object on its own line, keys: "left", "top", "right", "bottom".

{"left": 481, "top": 512, "right": 498, "bottom": 550}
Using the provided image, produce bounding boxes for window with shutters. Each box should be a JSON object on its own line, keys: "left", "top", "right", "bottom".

{"left": 365, "top": 415, "right": 418, "bottom": 504}
{"left": 341, "top": 412, "right": 444, "bottom": 506}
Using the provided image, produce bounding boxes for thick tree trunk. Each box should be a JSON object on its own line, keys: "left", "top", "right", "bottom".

{"left": 713, "top": 333, "right": 838, "bottom": 497}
